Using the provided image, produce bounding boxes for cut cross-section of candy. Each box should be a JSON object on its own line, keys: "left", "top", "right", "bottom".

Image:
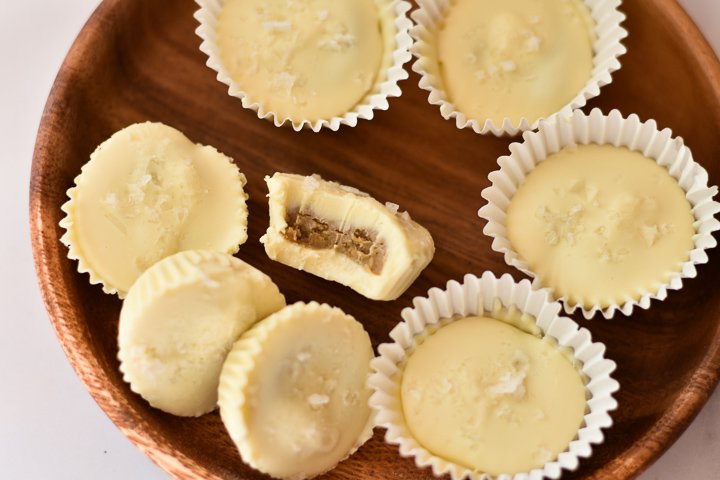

{"left": 260, "top": 173, "right": 435, "bottom": 300}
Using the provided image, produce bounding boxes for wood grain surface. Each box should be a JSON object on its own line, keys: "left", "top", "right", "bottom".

{"left": 29, "top": 0, "right": 720, "bottom": 479}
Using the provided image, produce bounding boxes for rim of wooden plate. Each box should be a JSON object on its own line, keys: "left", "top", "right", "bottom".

{"left": 29, "top": 0, "right": 720, "bottom": 479}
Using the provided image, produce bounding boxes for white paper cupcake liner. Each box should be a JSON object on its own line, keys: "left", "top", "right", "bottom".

{"left": 410, "top": 0, "right": 627, "bottom": 136}
{"left": 194, "top": 0, "right": 412, "bottom": 132}
{"left": 478, "top": 108, "right": 720, "bottom": 319}
{"left": 368, "top": 272, "right": 619, "bottom": 480}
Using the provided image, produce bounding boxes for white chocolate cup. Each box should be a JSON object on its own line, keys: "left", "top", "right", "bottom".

{"left": 410, "top": 0, "right": 627, "bottom": 136}
{"left": 478, "top": 108, "right": 720, "bottom": 319}
{"left": 218, "top": 301, "right": 375, "bottom": 479}
{"left": 369, "top": 272, "right": 619, "bottom": 480}
{"left": 194, "top": 0, "right": 412, "bottom": 132}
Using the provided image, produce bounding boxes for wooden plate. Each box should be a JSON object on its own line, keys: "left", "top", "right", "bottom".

{"left": 30, "top": 0, "right": 720, "bottom": 478}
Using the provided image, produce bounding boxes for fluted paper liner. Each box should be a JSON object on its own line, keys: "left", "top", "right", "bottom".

{"left": 478, "top": 108, "right": 720, "bottom": 319}
{"left": 218, "top": 302, "right": 375, "bottom": 479}
{"left": 194, "top": 0, "right": 413, "bottom": 132}
{"left": 368, "top": 272, "right": 619, "bottom": 480}
{"left": 410, "top": 0, "right": 627, "bottom": 136}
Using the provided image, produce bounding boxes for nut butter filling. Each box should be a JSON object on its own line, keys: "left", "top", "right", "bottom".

{"left": 283, "top": 209, "right": 386, "bottom": 274}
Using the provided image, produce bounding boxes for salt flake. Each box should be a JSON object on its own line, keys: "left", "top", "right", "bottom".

{"left": 385, "top": 202, "right": 400, "bottom": 214}
{"left": 263, "top": 21, "right": 292, "bottom": 32}
{"left": 307, "top": 393, "right": 330, "bottom": 408}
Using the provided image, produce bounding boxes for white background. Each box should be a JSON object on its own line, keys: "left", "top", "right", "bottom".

{"left": 1, "top": 1, "right": 718, "bottom": 479}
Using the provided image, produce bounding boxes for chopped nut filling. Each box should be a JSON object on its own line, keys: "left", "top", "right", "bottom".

{"left": 283, "top": 210, "right": 386, "bottom": 274}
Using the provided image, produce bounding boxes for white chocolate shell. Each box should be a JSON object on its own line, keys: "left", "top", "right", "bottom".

{"left": 369, "top": 272, "right": 619, "bottom": 480}
{"left": 60, "top": 122, "right": 249, "bottom": 298}
{"left": 411, "top": 0, "right": 627, "bottom": 136}
{"left": 478, "top": 109, "right": 720, "bottom": 318}
{"left": 118, "top": 250, "right": 285, "bottom": 417}
{"left": 218, "top": 302, "right": 375, "bottom": 479}
{"left": 194, "top": 0, "right": 413, "bottom": 132}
